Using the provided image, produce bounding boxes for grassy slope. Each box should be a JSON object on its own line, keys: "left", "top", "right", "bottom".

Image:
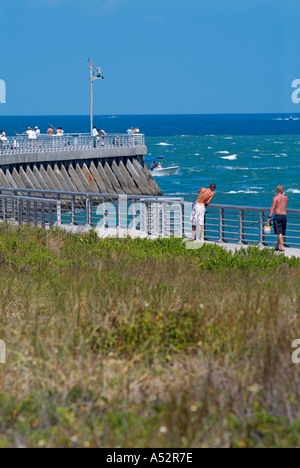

{"left": 0, "top": 224, "right": 300, "bottom": 447}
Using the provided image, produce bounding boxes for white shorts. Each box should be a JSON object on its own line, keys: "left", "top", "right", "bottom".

{"left": 190, "top": 203, "right": 206, "bottom": 226}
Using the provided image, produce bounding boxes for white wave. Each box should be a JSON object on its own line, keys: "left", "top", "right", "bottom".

{"left": 221, "top": 154, "right": 238, "bottom": 160}
{"left": 224, "top": 137, "right": 233, "bottom": 140}
{"left": 194, "top": 153, "right": 200, "bottom": 156}
{"left": 252, "top": 149, "right": 260, "bottom": 152}
{"left": 253, "top": 156, "right": 261, "bottom": 159}
{"left": 216, "top": 151, "right": 230, "bottom": 154}
{"left": 221, "top": 166, "right": 251, "bottom": 171}
{"left": 156, "top": 142, "right": 173, "bottom": 146}
{"left": 228, "top": 190, "right": 259, "bottom": 194}
{"left": 287, "top": 189, "right": 300, "bottom": 194}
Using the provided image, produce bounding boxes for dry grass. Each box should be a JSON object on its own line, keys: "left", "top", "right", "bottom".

{"left": 0, "top": 224, "right": 300, "bottom": 447}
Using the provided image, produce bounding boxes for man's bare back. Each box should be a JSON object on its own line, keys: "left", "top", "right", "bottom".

{"left": 268, "top": 186, "right": 288, "bottom": 252}
{"left": 195, "top": 187, "right": 215, "bottom": 206}
{"left": 270, "top": 193, "right": 288, "bottom": 216}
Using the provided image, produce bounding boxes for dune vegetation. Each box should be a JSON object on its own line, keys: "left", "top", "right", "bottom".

{"left": 0, "top": 223, "right": 300, "bottom": 448}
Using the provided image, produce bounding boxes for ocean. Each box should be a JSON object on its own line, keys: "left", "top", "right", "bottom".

{"left": 1, "top": 114, "right": 300, "bottom": 209}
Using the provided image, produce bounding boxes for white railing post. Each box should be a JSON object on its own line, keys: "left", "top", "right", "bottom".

{"left": 239, "top": 210, "right": 245, "bottom": 245}
{"left": 219, "top": 208, "right": 225, "bottom": 242}
{"left": 1, "top": 198, "right": 6, "bottom": 222}
{"left": 117, "top": 195, "right": 128, "bottom": 238}
{"left": 85, "top": 196, "right": 91, "bottom": 227}
{"left": 17, "top": 198, "right": 22, "bottom": 226}
{"left": 161, "top": 203, "right": 167, "bottom": 237}
{"left": 259, "top": 210, "right": 265, "bottom": 246}
{"left": 56, "top": 201, "right": 62, "bottom": 227}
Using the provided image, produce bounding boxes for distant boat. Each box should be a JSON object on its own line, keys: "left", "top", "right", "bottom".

{"left": 290, "top": 115, "right": 294, "bottom": 120}
{"left": 145, "top": 156, "right": 179, "bottom": 177}
{"left": 108, "top": 115, "right": 117, "bottom": 119}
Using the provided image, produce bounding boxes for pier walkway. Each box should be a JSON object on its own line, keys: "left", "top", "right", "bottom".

{"left": 0, "top": 189, "right": 299, "bottom": 256}
{"left": 201, "top": 241, "right": 300, "bottom": 259}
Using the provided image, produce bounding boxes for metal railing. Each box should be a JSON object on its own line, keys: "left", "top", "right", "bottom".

{"left": 0, "top": 133, "right": 145, "bottom": 155}
{"left": 0, "top": 188, "right": 184, "bottom": 238}
{"left": 0, "top": 194, "right": 58, "bottom": 229}
{"left": 183, "top": 203, "right": 300, "bottom": 248}
{"left": 0, "top": 187, "right": 299, "bottom": 248}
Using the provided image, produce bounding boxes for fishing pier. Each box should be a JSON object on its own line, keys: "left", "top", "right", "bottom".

{"left": 0, "top": 133, "right": 162, "bottom": 196}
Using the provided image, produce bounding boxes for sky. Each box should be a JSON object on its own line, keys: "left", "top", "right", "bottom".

{"left": 1, "top": 0, "right": 300, "bottom": 116}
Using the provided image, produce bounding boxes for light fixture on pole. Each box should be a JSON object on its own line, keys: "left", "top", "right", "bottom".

{"left": 88, "top": 59, "right": 104, "bottom": 136}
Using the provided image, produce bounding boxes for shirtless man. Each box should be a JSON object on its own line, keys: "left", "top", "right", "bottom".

{"left": 47, "top": 125, "right": 54, "bottom": 135}
{"left": 268, "top": 185, "right": 288, "bottom": 252}
{"left": 190, "top": 183, "right": 216, "bottom": 241}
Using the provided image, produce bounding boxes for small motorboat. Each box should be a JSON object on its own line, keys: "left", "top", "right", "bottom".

{"left": 145, "top": 157, "right": 179, "bottom": 177}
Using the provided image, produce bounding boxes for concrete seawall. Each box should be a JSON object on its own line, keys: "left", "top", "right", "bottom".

{"left": 0, "top": 144, "right": 163, "bottom": 196}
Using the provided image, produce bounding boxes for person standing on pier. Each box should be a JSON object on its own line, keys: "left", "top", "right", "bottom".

{"left": 28, "top": 127, "right": 37, "bottom": 147}
{"left": 190, "top": 183, "right": 216, "bottom": 241}
{"left": 268, "top": 185, "right": 288, "bottom": 252}
{"left": 0, "top": 130, "right": 7, "bottom": 142}
{"left": 92, "top": 126, "right": 98, "bottom": 137}
{"left": 47, "top": 125, "right": 54, "bottom": 135}
{"left": 55, "top": 127, "right": 64, "bottom": 136}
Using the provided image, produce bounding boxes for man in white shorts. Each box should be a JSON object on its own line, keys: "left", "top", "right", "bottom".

{"left": 190, "top": 183, "right": 216, "bottom": 241}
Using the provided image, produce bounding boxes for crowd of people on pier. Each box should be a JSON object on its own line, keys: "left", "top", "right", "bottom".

{"left": 92, "top": 127, "right": 107, "bottom": 137}
{"left": 0, "top": 123, "right": 142, "bottom": 152}
{"left": 1, "top": 124, "right": 140, "bottom": 142}
{"left": 126, "top": 127, "right": 140, "bottom": 135}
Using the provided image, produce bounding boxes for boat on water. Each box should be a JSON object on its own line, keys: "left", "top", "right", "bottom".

{"left": 145, "top": 157, "right": 179, "bottom": 177}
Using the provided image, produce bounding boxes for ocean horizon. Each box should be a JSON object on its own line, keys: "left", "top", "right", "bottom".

{"left": 1, "top": 113, "right": 299, "bottom": 209}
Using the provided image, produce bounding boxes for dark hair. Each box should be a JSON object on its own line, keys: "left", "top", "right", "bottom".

{"left": 209, "top": 183, "right": 216, "bottom": 191}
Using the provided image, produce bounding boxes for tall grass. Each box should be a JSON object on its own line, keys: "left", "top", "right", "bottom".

{"left": 0, "top": 224, "right": 300, "bottom": 447}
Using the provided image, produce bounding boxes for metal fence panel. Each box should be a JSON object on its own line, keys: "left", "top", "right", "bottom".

{"left": 0, "top": 187, "right": 299, "bottom": 248}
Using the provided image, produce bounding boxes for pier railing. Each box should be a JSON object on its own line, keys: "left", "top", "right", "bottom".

{"left": 0, "top": 133, "right": 145, "bottom": 155}
{"left": 183, "top": 203, "right": 300, "bottom": 248}
{"left": 0, "top": 188, "right": 299, "bottom": 248}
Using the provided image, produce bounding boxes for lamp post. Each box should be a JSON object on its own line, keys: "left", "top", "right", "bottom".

{"left": 88, "top": 59, "right": 104, "bottom": 136}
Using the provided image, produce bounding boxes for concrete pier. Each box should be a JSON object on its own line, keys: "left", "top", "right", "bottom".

{"left": 0, "top": 134, "right": 163, "bottom": 196}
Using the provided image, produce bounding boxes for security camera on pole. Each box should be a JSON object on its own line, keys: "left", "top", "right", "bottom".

{"left": 88, "top": 59, "right": 104, "bottom": 136}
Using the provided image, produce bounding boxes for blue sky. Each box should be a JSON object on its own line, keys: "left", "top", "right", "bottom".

{"left": 1, "top": 0, "right": 300, "bottom": 115}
